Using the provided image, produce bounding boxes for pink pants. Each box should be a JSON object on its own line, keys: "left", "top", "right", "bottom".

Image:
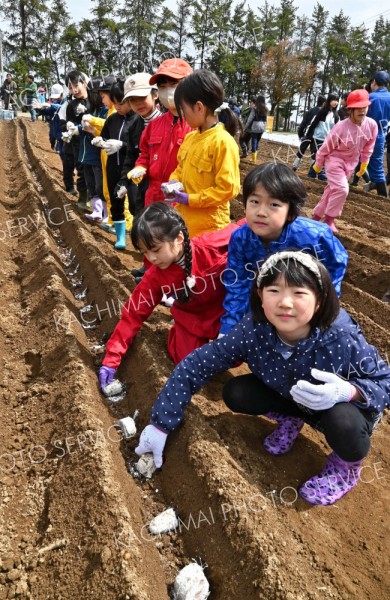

{"left": 313, "top": 162, "right": 351, "bottom": 218}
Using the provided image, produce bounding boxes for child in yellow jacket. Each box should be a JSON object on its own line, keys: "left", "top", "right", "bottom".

{"left": 162, "top": 70, "right": 240, "bottom": 238}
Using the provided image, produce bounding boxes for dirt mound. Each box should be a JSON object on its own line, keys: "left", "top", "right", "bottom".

{"left": 0, "top": 119, "right": 388, "bottom": 599}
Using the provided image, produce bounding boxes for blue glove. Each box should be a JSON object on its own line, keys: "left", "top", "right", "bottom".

{"left": 99, "top": 365, "right": 116, "bottom": 391}
{"left": 135, "top": 424, "right": 168, "bottom": 468}
{"left": 165, "top": 189, "right": 189, "bottom": 205}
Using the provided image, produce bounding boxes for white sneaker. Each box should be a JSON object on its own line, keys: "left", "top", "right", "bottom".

{"left": 363, "top": 182, "right": 374, "bottom": 193}
{"left": 292, "top": 157, "right": 301, "bottom": 171}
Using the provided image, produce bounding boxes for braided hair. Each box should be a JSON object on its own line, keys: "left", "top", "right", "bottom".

{"left": 131, "top": 202, "right": 193, "bottom": 303}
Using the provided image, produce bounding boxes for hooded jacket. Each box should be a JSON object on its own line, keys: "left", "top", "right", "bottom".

{"left": 305, "top": 106, "right": 339, "bottom": 141}
{"left": 367, "top": 87, "right": 390, "bottom": 138}
{"left": 66, "top": 97, "right": 108, "bottom": 165}
{"left": 102, "top": 223, "right": 239, "bottom": 369}
{"left": 101, "top": 110, "right": 136, "bottom": 168}
{"left": 150, "top": 310, "right": 390, "bottom": 433}
{"left": 220, "top": 218, "right": 348, "bottom": 334}
{"left": 169, "top": 123, "right": 240, "bottom": 238}
{"left": 135, "top": 111, "right": 192, "bottom": 205}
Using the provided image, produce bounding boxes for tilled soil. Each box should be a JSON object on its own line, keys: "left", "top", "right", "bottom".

{"left": 0, "top": 120, "right": 389, "bottom": 600}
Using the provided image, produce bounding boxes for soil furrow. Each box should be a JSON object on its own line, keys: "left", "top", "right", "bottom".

{"left": 0, "top": 120, "right": 388, "bottom": 600}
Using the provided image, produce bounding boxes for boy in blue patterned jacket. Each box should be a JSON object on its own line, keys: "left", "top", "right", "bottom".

{"left": 219, "top": 162, "right": 348, "bottom": 336}
{"left": 136, "top": 251, "right": 390, "bottom": 506}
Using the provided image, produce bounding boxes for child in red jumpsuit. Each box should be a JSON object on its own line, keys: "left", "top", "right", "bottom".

{"left": 99, "top": 202, "right": 240, "bottom": 388}
{"left": 126, "top": 58, "right": 193, "bottom": 206}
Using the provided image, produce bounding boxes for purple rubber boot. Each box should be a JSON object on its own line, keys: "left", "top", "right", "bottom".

{"left": 86, "top": 196, "right": 103, "bottom": 221}
{"left": 299, "top": 452, "right": 363, "bottom": 506}
{"left": 263, "top": 413, "right": 304, "bottom": 455}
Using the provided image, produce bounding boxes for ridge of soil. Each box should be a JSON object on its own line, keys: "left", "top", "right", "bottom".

{"left": 0, "top": 120, "right": 388, "bottom": 599}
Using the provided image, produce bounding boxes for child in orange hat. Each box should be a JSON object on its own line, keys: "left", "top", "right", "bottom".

{"left": 127, "top": 58, "right": 193, "bottom": 207}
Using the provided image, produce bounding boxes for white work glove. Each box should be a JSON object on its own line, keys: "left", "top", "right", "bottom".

{"left": 290, "top": 368, "right": 354, "bottom": 411}
{"left": 76, "top": 103, "right": 87, "bottom": 115}
{"left": 127, "top": 166, "right": 147, "bottom": 185}
{"left": 116, "top": 185, "right": 128, "bottom": 199}
{"left": 91, "top": 136, "right": 107, "bottom": 148}
{"left": 81, "top": 114, "right": 93, "bottom": 128}
{"left": 66, "top": 121, "right": 79, "bottom": 136}
{"left": 103, "top": 139, "right": 123, "bottom": 155}
{"left": 61, "top": 131, "right": 73, "bottom": 143}
{"left": 135, "top": 424, "right": 168, "bottom": 468}
{"left": 32, "top": 99, "right": 49, "bottom": 109}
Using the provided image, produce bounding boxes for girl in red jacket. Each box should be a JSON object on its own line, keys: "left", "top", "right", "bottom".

{"left": 99, "top": 202, "right": 239, "bottom": 389}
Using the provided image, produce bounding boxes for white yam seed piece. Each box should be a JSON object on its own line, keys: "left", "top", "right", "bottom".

{"left": 104, "top": 379, "right": 124, "bottom": 397}
{"left": 136, "top": 453, "right": 156, "bottom": 479}
{"left": 149, "top": 508, "right": 179, "bottom": 535}
{"left": 173, "top": 563, "right": 210, "bottom": 600}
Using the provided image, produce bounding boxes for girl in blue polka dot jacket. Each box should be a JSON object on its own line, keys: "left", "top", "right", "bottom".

{"left": 135, "top": 250, "right": 390, "bottom": 506}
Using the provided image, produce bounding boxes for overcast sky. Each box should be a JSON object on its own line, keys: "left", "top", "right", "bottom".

{"left": 64, "top": 1, "right": 390, "bottom": 31}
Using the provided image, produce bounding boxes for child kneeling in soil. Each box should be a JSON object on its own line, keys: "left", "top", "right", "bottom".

{"left": 219, "top": 162, "right": 348, "bottom": 337}
{"left": 311, "top": 89, "right": 377, "bottom": 232}
{"left": 135, "top": 251, "right": 390, "bottom": 505}
{"left": 99, "top": 202, "right": 240, "bottom": 387}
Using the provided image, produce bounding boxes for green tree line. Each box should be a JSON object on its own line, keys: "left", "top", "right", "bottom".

{"left": 1, "top": 0, "right": 389, "bottom": 126}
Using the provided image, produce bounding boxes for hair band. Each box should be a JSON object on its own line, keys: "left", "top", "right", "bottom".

{"left": 256, "top": 251, "right": 323, "bottom": 288}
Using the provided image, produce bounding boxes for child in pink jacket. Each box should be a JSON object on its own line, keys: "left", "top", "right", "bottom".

{"left": 312, "top": 89, "right": 377, "bottom": 232}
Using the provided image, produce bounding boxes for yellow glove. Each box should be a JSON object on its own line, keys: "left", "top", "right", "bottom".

{"left": 127, "top": 166, "right": 146, "bottom": 185}
{"left": 356, "top": 162, "right": 368, "bottom": 177}
{"left": 312, "top": 164, "right": 322, "bottom": 173}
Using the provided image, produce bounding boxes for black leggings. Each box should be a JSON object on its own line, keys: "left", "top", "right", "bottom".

{"left": 222, "top": 374, "right": 379, "bottom": 462}
{"left": 296, "top": 138, "right": 317, "bottom": 160}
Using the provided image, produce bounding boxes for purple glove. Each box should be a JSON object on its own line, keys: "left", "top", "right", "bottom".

{"left": 99, "top": 365, "right": 116, "bottom": 391}
{"left": 165, "top": 189, "right": 189, "bottom": 205}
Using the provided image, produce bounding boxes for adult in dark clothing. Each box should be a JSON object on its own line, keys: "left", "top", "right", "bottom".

{"left": 239, "top": 98, "right": 255, "bottom": 159}
{"left": 1, "top": 73, "right": 18, "bottom": 114}
{"left": 24, "top": 75, "right": 37, "bottom": 122}
{"left": 292, "top": 95, "right": 326, "bottom": 171}
{"left": 363, "top": 70, "right": 390, "bottom": 197}
{"left": 245, "top": 95, "right": 268, "bottom": 162}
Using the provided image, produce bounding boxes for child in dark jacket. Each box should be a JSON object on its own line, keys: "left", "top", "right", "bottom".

{"left": 136, "top": 250, "right": 390, "bottom": 506}
{"left": 65, "top": 73, "right": 108, "bottom": 211}
{"left": 219, "top": 162, "right": 348, "bottom": 336}
{"left": 114, "top": 72, "right": 160, "bottom": 218}
{"left": 305, "top": 93, "right": 339, "bottom": 180}
{"left": 89, "top": 79, "right": 135, "bottom": 241}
